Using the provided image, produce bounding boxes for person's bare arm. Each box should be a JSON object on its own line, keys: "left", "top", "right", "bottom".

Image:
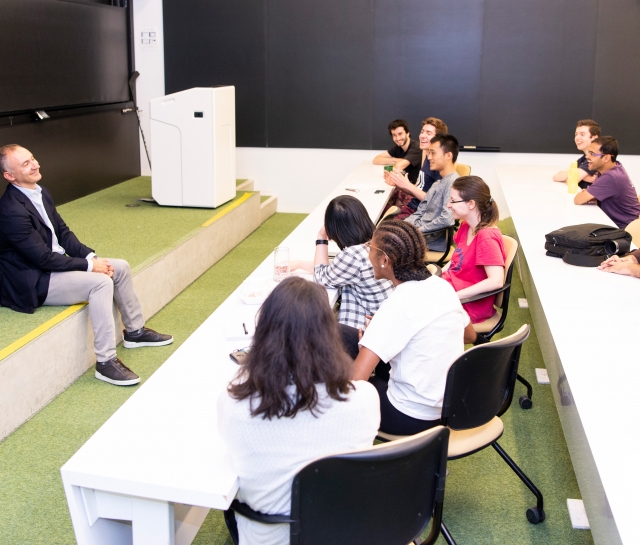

{"left": 599, "top": 261, "right": 640, "bottom": 278}
{"left": 553, "top": 169, "right": 569, "bottom": 182}
{"left": 289, "top": 260, "right": 314, "bottom": 273}
{"left": 574, "top": 189, "right": 597, "bottom": 205}
{"left": 352, "top": 346, "right": 380, "bottom": 381}
{"left": 393, "top": 159, "right": 410, "bottom": 171}
{"left": 456, "top": 265, "right": 504, "bottom": 299}
{"left": 599, "top": 254, "right": 638, "bottom": 269}
{"left": 554, "top": 169, "right": 593, "bottom": 183}
{"left": 373, "top": 151, "right": 394, "bottom": 165}
{"left": 314, "top": 226, "right": 330, "bottom": 266}
{"left": 464, "top": 322, "right": 477, "bottom": 344}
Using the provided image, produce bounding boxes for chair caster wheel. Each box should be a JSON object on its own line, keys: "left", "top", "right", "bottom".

{"left": 526, "top": 507, "right": 545, "bottom": 524}
{"left": 519, "top": 395, "right": 533, "bottom": 409}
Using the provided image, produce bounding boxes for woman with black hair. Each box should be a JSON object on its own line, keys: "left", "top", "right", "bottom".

{"left": 291, "top": 195, "right": 393, "bottom": 329}
{"left": 219, "top": 276, "right": 380, "bottom": 545}
{"left": 351, "top": 220, "right": 473, "bottom": 436}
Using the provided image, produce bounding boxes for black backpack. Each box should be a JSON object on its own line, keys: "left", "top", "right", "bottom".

{"left": 544, "top": 223, "right": 632, "bottom": 267}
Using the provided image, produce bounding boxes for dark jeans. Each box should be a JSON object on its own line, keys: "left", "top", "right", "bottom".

{"left": 224, "top": 509, "right": 240, "bottom": 545}
{"left": 339, "top": 324, "right": 440, "bottom": 436}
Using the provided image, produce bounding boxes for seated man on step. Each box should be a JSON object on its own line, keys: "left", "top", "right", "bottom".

{"left": 0, "top": 144, "right": 173, "bottom": 386}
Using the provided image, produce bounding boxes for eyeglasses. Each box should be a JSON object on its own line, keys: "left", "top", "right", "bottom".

{"left": 449, "top": 198, "right": 468, "bottom": 204}
{"left": 586, "top": 151, "right": 605, "bottom": 158}
{"left": 364, "top": 241, "right": 389, "bottom": 260}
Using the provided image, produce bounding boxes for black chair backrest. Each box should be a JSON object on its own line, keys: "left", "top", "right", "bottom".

{"left": 441, "top": 325, "right": 530, "bottom": 430}
{"left": 289, "top": 427, "right": 450, "bottom": 545}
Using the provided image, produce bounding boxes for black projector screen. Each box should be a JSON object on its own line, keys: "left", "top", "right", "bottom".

{"left": 0, "top": 0, "right": 130, "bottom": 115}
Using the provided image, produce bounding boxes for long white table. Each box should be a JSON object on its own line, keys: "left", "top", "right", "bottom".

{"left": 496, "top": 165, "right": 640, "bottom": 545}
{"left": 60, "top": 162, "right": 393, "bottom": 545}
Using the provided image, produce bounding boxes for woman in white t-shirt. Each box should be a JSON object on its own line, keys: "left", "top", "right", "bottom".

{"left": 218, "top": 276, "right": 380, "bottom": 545}
{"left": 352, "top": 220, "right": 473, "bottom": 436}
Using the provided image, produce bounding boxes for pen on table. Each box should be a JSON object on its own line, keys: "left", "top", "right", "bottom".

{"left": 345, "top": 188, "right": 360, "bottom": 193}
{"left": 243, "top": 323, "right": 248, "bottom": 335}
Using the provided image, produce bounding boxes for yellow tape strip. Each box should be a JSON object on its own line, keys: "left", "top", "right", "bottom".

{"left": 0, "top": 303, "right": 86, "bottom": 361}
{"left": 201, "top": 193, "right": 253, "bottom": 227}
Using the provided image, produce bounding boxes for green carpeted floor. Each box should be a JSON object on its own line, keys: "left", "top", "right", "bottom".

{"left": 0, "top": 216, "right": 593, "bottom": 545}
{"left": 0, "top": 176, "right": 255, "bottom": 352}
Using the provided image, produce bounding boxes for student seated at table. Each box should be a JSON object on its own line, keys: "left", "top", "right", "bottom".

{"left": 290, "top": 195, "right": 394, "bottom": 329}
{"left": 574, "top": 136, "right": 640, "bottom": 229}
{"left": 373, "top": 119, "right": 422, "bottom": 209}
{"left": 402, "top": 133, "right": 460, "bottom": 252}
{"left": 442, "top": 176, "right": 506, "bottom": 330}
{"left": 553, "top": 119, "right": 601, "bottom": 187}
{"left": 598, "top": 249, "right": 640, "bottom": 278}
{"left": 218, "top": 277, "right": 380, "bottom": 545}
{"left": 383, "top": 117, "right": 448, "bottom": 219}
{"left": 350, "top": 220, "right": 472, "bottom": 436}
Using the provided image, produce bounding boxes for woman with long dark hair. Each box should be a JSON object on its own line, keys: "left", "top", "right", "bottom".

{"left": 291, "top": 195, "right": 393, "bottom": 329}
{"left": 442, "top": 176, "right": 506, "bottom": 325}
{"left": 351, "top": 220, "right": 472, "bottom": 436}
{"left": 219, "top": 276, "right": 380, "bottom": 545}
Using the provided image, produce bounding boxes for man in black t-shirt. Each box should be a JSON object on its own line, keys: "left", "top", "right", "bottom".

{"left": 372, "top": 119, "right": 422, "bottom": 183}
{"left": 553, "top": 119, "right": 601, "bottom": 188}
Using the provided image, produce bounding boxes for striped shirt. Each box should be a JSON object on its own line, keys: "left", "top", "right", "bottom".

{"left": 314, "top": 244, "right": 394, "bottom": 328}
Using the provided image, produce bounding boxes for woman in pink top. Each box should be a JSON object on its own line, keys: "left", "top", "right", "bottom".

{"left": 442, "top": 176, "right": 506, "bottom": 326}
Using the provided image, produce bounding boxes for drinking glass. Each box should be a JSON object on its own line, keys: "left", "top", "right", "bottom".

{"left": 273, "top": 246, "right": 290, "bottom": 282}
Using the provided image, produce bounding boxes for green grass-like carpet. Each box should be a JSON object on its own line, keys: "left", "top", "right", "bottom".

{"left": 0, "top": 216, "right": 593, "bottom": 545}
{"left": 0, "top": 176, "right": 255, "bottom": 352}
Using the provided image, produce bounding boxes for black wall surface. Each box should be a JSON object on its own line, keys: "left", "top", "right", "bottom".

{"left": 164, "top": 0, "right": 640, "bottom": 154}
{"left": 0, "top": 110, "right": 141, "bottom": 204}
{"left": 0, "top": 0, "right": 130, "bottom": 114}
{"left": 0, "top": 0, "right": 140, "bottom": 203}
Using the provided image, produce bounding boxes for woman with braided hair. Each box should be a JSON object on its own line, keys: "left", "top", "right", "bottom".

{"left": 351, "top": 220, "right": 472, "bottom": 436}
{"left": 443, "top": 176, "right": 506, "bottom": 325}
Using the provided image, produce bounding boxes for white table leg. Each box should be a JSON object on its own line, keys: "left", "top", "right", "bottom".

{"left": 64, "top": 483, "right": 133, "bottom": 545}
{"left": 132, "top": 496, "right": 175, "bottom": 545}
{"left": 64, "top": 482, "right": 209, "bottom": 545}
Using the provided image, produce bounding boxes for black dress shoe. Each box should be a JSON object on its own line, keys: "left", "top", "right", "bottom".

{"left": 123, "top": 327, "right": 174, "bottom": 348}
{"left": 95, "top": 358, "right": 140, "bottom": 386}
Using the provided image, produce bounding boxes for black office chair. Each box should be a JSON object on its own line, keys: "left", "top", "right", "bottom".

{"left": 424, "top": 222, "right": 457, "bottom": 267}
{"left": 460, "top": 235, "right": 534, "bottom": 409}
{"left": 379, "top": 325, "right": 545, "bottom": 527}
{"left": 224, "top": 426, "right": 455, "bottom": 545}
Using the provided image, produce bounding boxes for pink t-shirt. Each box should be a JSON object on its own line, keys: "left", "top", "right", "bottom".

{"left": 442, "top": 222, "right": 506, "bottom": 323}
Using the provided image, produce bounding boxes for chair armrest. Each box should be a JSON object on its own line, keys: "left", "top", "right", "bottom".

{"left": 426, "top": 264, "right": 442, "bottom": 277}
{"left": 422, "top": 223, "right": 454, "bottom": 236}
{"left": 230, "top": 500, "right": 295, "bottom": 524}
{"left": 460, "top": 283, "right": 510, "bottom": 304}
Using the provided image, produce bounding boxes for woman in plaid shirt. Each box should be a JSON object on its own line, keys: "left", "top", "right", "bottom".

{"left": 292, "top": 196, "right": 394, "bottom": 329}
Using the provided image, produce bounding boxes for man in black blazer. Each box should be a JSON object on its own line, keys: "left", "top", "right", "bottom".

{"left": 0, "top": 144, "right": 173, "bottom": 386}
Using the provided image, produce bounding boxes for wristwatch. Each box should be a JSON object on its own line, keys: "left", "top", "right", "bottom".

{"left": 315, "top": 239, "right": 329, "bottom": 245}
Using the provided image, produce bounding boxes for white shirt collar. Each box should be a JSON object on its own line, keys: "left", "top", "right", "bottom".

{"left": 13, "top": 183, "right": 43, "bottom": 199}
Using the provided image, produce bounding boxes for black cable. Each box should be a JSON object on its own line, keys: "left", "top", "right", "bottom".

{"left": 128, "top": 71, "right": 152, "bottom": 170}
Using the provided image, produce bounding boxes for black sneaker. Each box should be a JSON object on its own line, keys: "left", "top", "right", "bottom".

{"left": 123, "top": 327, "right": 174, "bottom": 348}
{"left": 95, "top": 358, "right": 140, "bottom": 386}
